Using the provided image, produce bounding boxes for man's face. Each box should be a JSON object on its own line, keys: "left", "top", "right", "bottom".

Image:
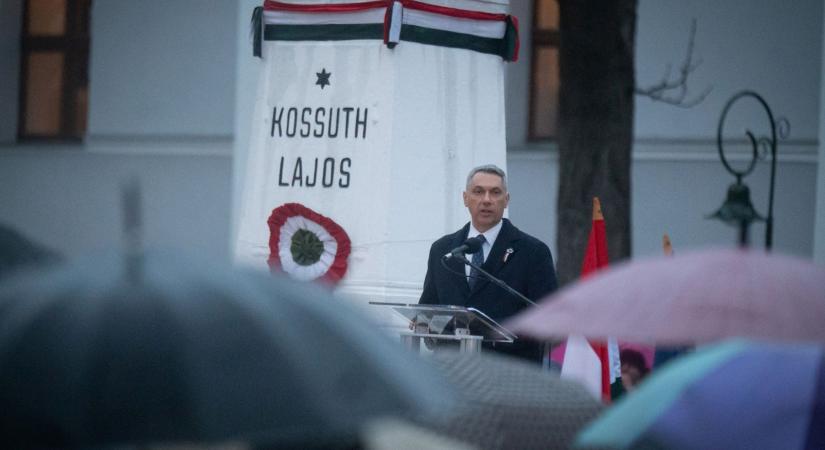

{"left": 621, "top": 363, "right": 643, "bottom": 390}
{"left": 463, "top": 172, "right": 509, "bottom": 232}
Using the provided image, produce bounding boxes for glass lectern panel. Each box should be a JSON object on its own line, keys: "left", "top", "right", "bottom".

{"left": 369, "top": 302, "right": 516, "bottom": 343}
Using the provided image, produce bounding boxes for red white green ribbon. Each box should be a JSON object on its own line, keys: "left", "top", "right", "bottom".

{"left": 257, "top": 0, "right": 519, "bottom": 61}
{"left": 267, "top": 203, "right": 351, "bottom": 284}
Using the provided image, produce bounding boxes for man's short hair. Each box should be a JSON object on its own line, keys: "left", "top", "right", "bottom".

{"left": 620, "top": 349, "right": 650, "bottom": 374}
{"left": 465, "top": 164, "right": 507, "bottom": 191}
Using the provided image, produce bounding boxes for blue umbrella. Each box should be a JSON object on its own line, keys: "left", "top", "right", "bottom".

{"left": 576, "top": 339, "right": 825, "bottom": 450}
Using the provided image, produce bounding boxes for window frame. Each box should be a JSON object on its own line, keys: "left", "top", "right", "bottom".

{"left": 527, "top": 0, "right": 560, "bottom": 142}
{"left": 17, "top": 0, "right": 91, "bottom": 142}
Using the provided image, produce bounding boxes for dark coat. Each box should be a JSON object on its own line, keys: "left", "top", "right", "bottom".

{"left": 419, "top": 219, "right": 558, "bottom": 362}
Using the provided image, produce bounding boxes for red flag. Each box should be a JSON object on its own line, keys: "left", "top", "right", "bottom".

{"left": 580, "top": 198, "right": 611, "bottom": 402}
{"left": 580, "top": 198, "right": 608, "bottom": 278}
{"left": 555, "top": 197, "right": 613, "bottom": 403}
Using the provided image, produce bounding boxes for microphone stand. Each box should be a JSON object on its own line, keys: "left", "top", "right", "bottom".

{"left": 451, "top": 254, "right": 557, "bottom": 369}
{"left": 454, "top": 254, "right": 537, "bottom": 307}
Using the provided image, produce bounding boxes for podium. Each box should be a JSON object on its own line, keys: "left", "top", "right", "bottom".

{"left": 370, "top": 302, "right": 516, "bottom": 354}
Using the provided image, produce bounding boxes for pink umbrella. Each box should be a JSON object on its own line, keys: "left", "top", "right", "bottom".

{"left": 505, "top": 248, "right": 825, "bottom": 346}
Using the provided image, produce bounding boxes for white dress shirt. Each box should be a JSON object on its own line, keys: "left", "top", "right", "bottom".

{"left": 465, "top": 220, "right": 503, "bottom": 277}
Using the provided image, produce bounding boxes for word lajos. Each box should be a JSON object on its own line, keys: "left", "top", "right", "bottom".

{"left": 277, "top": 156, "right": 351, "bottom": 188}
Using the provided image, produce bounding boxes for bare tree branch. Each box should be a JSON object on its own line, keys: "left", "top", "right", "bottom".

{"left": 635, "top": 18, "right": 712, "bottom": 108}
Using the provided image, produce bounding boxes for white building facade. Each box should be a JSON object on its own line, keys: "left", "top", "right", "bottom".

{"left": 1, "top": 0, "right": 823, "bottom": 289}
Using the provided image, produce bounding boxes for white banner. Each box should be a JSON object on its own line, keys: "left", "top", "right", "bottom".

{"left": 235, "top": 1, "right": 511, "bottom": 307}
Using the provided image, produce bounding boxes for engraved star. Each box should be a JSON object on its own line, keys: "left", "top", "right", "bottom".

{"left": 315, "top": 68, "right": 331, "bottom": 89}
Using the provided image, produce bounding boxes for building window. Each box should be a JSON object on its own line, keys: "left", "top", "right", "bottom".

{"left": 18, "top": 0, "right": 91, "bottom": 141}
{"left": 528, "top": 0, "right": 560, "bottom": 141}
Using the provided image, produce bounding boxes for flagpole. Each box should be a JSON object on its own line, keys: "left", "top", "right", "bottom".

{"left": 662, "top": 234, "right": 673, "bottom": 256}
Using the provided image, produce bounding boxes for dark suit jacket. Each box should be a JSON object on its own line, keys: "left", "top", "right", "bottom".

{"left": 419, "top": 219, "right": 558, "bottom": 363}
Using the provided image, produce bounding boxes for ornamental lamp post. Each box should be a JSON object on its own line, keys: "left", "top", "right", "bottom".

{"left": 707, "top": 91, "right": 783, "bottom": 249}
{"left": 707, "top": 179, "right": 765, "bottom": 247}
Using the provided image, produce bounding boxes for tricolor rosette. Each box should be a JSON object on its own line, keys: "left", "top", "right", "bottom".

{"left": 267, "top": 203, "right": 351, "bottom": 284}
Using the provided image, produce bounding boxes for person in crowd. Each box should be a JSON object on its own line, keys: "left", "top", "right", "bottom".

{"left": 620, "top": 348, "right": 650, "bottom": 392}
{"left": 419, "top": 164, "right": 558, "bottom": 363}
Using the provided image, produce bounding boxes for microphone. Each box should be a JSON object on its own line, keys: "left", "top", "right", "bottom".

{"left": 445, "top": 235, "right": 484, "bottom": 258}
{"left": 439, "top": 236, "right": 537, "bottom": 307}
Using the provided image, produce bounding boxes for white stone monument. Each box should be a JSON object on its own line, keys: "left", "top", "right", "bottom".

{"left": 234, "top": 0, "right": 517, "bottom": 318}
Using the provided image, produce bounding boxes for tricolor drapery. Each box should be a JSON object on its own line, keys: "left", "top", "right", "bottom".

{"left": 252, "top": 0, "right": 519, "bottom": 61}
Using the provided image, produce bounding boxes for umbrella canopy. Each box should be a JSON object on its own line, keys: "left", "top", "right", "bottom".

{"left": 0, "top": 251, "right": 452, "bottom": 448}
{"left": 0, "top": 223, "right": 61, "bottom": 280}
{"left": 575, "top": 339, "right": 825, "bottom": 450}
{"left": 419, "top": 352, "right": 603, "bottom": 450}
{"left": 506, "top": 248, "right": 825, "bottom": 346}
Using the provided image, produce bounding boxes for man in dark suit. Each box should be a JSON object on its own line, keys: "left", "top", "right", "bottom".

{"left": 419, "top": 164, "right": 558, "bottom": 363}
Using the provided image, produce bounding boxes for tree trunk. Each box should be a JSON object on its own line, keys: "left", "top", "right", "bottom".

{"left": 556, "top": 0, "right": 637, "bottom": 286}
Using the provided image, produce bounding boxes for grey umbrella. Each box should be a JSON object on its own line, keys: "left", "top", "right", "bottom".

{"left": 0, "top": 251, "right": 453, "bottom": 448}
{"left": 0, "top": 223, "right": 61, "bottom": 280}
{"left": 418, "top": 352, "right": 604, "bottom": 450}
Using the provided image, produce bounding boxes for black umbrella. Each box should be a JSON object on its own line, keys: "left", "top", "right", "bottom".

{"left": 0, "top": 251, "right": 452, "bottom": 448}
{"left": 0, "top": 223, "right": 61, "bottom": 280}
{"left": 420, "top": 352, "right": 604, "bottom": 450}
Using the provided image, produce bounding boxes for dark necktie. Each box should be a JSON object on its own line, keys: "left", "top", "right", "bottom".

{"left": 468, "top": 234, "right": 486, "bottom": 290}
